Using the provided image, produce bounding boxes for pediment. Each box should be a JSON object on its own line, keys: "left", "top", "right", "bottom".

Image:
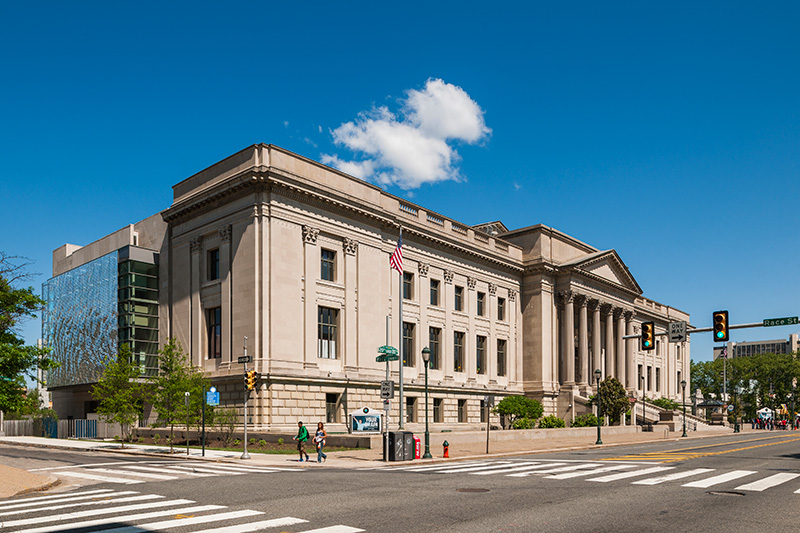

{"left": 560, "top": 250, "right": 642, "bottom": 295}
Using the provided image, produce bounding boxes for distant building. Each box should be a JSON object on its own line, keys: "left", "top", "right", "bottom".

{"left": 42, "top": 144, "right": 691, "bottom": 429}
{"left": 713, "top": 334, "right": 799, "bottom": 360}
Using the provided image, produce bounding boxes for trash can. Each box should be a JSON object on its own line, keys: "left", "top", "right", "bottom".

{"left": 385, "top": 431, "right": 406, "bottom": 461}
{"left": 403, "top": 431, "right": 415, "bottom": 461}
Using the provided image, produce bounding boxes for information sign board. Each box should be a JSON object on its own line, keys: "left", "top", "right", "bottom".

{"left": 349, "top": 407, "right": 382, "bottom": 434}
{"left": 206, "top": 389, "right": 220, "bottom": 406}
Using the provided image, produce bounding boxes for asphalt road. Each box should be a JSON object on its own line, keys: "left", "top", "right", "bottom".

{"left": 2, "top": 433, "right": 800, "bottom": 532}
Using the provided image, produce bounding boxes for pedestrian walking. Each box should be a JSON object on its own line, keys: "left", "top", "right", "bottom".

{"left": 315, "top": 422, "right": 328, "bottom": 463}
{"left": 294, "top": 421, "right": 310, "bottom": 462}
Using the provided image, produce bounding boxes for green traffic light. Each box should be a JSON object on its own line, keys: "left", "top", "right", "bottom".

{"left": 716, "top": 331, "right": 724, "bottom": 339}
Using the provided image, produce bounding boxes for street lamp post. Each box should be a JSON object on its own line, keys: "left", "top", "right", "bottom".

{"left": 595, "top": 369, "right": 603, "bottom": 445}
{"left": 681, "top": 379, "right": 687, "bottom": 437}
{"left": 421, "top": 346, "right": 432, "bottom": 459}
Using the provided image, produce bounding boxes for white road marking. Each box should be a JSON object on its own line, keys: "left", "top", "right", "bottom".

{"left": 508, "top": 463, "right": 602, "bottom": 477}
{"left": 98, "top": 509, "right": 265, "bottom": 533}
{"left": 0, "top": 498, "right": 193, "bottom": 528}
{"left": 49, "top": 470, "right": 146, "bottom": 484}
{"left": 182, "top": 462, "right": 286, "bottom": 473}
{"left": 632, "top": 468, "right": 715, "bottom": 485}
{"left": 188, "top": 516, "right": 309, "bottom": 533}
{"left": 588, "top": 466, "right": 675, "bottom": 483}
{"left": 14, "top": 505, "right": 226, "bottom": 533}
{"left": 0, "top": 494, "right": 161, "bottom": 517}
{"left": 404, "top": 461, "right": 510, "bottom": 472}
{"left": 546, "top": 464, "right": 638, "bottom": 480}
{"left": 682, "top": 470, "right": 757, "bottom": 488}
{"left": 0, "top": 490, "right": 136, "bottom": 510}
{"left": 735, "top": 473, "right": 800, "bottom": 492}
{"left": 84, "top": 468, "right": 178, "bottom": 480}
{"left": 0, "top": 488, "right": 114, "bottom": 504}
{"left": 440, "top": 462, "right": 539, "bottom": 474}
{"left": 296, "top": 527, "right": 366, "bottom": 533}
{"left": 161, "top": 465, "right": 226, "bottom": 476}
{"left": 474, "top": 463, "right": 567, "bottom": 475}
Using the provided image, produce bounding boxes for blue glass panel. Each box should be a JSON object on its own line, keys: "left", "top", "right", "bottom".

{"left": 42, "top": 252, "right": 118, "bottom": 388}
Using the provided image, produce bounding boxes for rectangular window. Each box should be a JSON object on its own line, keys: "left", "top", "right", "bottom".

{"left": 497, "top": 297, "right": 506, "bottom": 321}
{"left": 321, "top": 249, "right": 336, "bottom": 281}
{"left": 677, "top": 371, "right": 682, "bottom": 394}
{"left": 318, "top": 307, "right": 339, "bottom": 359}
{"left": 647, "top": 366, "right": 652, "bottom": 391}
{"left": 206, "top": 307, "right": 221, "bottom": 359}
{"left": 454, "top": 286, "right": 464, "bottom": 311}
{"left": 207, "top": 249, "right": 220, "bottom": 281}
{"left": 406, "top": 397, "right": 417, "bottom": 423}
{"left": 430, "top": 279, "right": 440, "bottom": 306}
{"left": 476, "top": 335, "right": 486, "bottom": 374}
{"left": 454, "top": 331, "right": 464, "bottom": 372}
{"left": 326, "top": 393, "right": 340, "bottom": 423}
{"left": 477, "top": 292, "right": 485, "bottom": 316}
{"left": 655, "top": 368, "right": 661, "bottom": 392}
{"left": 403, "top": 322, "right": 415, "bottom": 367}
{"left": 429, "top": 327, "right": 441, "bottom": 370}
{"left": 497, "top": 339, "right": 507, "bottom": 377}
{"left": 403, "top": 272, "right": 414, "bottom": 300}
{"left": 458, "top": 399, "right": 467, "bottom": 423}
{"left": 433, "top": 398, "right": 443, "bottom": 423}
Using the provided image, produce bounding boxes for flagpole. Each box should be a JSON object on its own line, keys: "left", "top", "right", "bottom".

{"left": 398, "top": 227, "right": 404, "bottom": 430}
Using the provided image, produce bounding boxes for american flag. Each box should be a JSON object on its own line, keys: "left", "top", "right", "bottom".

{"left": 389, "top": 233, "right": 403, "bottom": 272}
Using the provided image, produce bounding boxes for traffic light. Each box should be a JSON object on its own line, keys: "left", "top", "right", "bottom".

{"left": 712, "top": 310, "right": 729, "bottom": 342}
{"left": 641, "top": 321, "right": 655, "bottom": 350}
{"left": 245, "top": 370, "right": 256, "bottom": 390}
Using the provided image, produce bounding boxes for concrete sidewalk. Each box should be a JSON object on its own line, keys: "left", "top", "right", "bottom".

{"left": 0, "top": 426, "right": 740, "bottom": 498}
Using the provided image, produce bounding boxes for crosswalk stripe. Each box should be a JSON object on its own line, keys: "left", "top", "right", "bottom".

{"left": 182, "top": 462, "right": 284, "bottom": 473}
{"left": 0, "top": 489, "right": 114, "bottom": 507}
{"left": 735, "top": 473, "right": 800, "bottom": 492}
{"left": 161, "top": 466, "right": 224, "bottom": 476}
{"left": 632, "top": 468, "right": 715, "bottom": 485}
{"left": 50, "top": 470, "right": 146, "bottom": 484}
{"left": 99, "top": 509, "right": 265, "bottom": 532}
{"left": 188, "top": 516, "right": 309, "bottom": 533}
{"left": 84, "top": 468, "right": 178, "bottom": 480}
{"left": 682, "top": 470, "right": 757, "bottom": 488}
{"left": 588, "top": 466, "right": 675, "bottom": 483}
{"left": 0, "top": 498, "right": 193, "bottom": 528}
{"left": 546, "top": 464, "right": 637, "bottom": 480}
{"left": 403, "top": 461, "right": 510, "bottom": 472}
{"left": 508, "top": 463, "right": 602, "bottom": 478}
{"left": 296, "top": 527, "right": 366, "bottom": 533}
{"left": 0, "top": 490, "right": 137, "bottom": 510}
{"left": 438, "top": 462, "right": 538, "bottom": 474}
{"left": 0, "top": 494, "right": 161, "bottom": 517}
{"left": 14, "top": 505, "right": 226, "bottom": 533}
{"left": 474, "top": 463, "right": 567, "bottom": 476}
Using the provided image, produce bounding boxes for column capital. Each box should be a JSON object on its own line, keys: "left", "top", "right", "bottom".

{"left": 488, "top": 282, "right": 497, "bottom": 295}
{"left": 624, "top": 309, "right": 635, "bottom": 321}
{"left": 600, "top": 302, "right": 613, "bottom": 315}
{"left": 508, "top": 289, "right": 517, "bottom": 302}
{"left": 302, "top": 225, "right": 319, "bottom": 245}
{"left": 613, "top": 307, "right": 624, "bottom": 319}
{"left": 190, "top": 236, "right": 203, "bottom": 254}
{"left": 444, "top": 269, "right": 454, "bottom": 284}
{"left": 575, "top": 294, "right": 588, "bottom": 307}
{"left": 219, "top": 224, "right": 232, "bottom": 243}
{"left": 557, "top": 290, "right": 575, "bottom": 306}
{"left": 418, "top": 262, "right": 430, "bottom": 277}
{"left": 587, "top": 298, "right": 600, "bottom": 311}
{"left": 467, "top": 276, "right": 477, "bottom": 291}
{"left": 343, "top": 237, "right": 358, "bottom": 255}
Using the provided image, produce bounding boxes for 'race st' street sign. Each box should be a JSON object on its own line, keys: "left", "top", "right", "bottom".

{"left": 763, "top": 317, "right": 799, "bottom": 327}
{"left": 668, "top": 321, "right": 687, "bottom": 343}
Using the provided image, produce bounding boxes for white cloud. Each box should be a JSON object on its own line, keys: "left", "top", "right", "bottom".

{"left": 321, "top": 78, "right": 490, "bottom": 189}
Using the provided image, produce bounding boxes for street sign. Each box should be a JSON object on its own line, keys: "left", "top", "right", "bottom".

{"left": 380, "top": 380, "right": 395, "bottom": 399}
{"left": 238, "top": 355, "right": 252, "bottom": 364}
{"left": 763, "top": 316, "right": 799, "bottom": 327}
{"left": 668, "top": 321, "right": 687, "bottom": 343}
{"left": 378, "top": 345, "right": 398, "bottom": 356}
{"left": 376, "top": 354, "right": 399, "bottom": 362}
{"left": 727, "top": 404, "right": 734, "bottom": 412}
{"left": 484, "top": 395, "right": 495, "bottom": 408}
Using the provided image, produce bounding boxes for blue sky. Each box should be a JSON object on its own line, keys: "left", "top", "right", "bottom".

{"left": 2, "top": 2, "right": 798, "bottom": 364}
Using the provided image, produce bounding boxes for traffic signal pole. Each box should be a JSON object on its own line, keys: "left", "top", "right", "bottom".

{"left": 241, "top": 337, "right": 251, "bottom": 460}
{"left": 621, "top": 321, "right": 766, "bottom": 340}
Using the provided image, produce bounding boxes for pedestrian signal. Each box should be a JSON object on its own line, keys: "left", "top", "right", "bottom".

{"left": 712, "top": 310, "right": 729, "bottom": 342}
{"left": 641, "top": 321, "right": 655, "bottom": 350}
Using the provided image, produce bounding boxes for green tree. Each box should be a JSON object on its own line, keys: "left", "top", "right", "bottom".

{"left": 91, "top": 343, "right": 144, "bottom": 447}
{"left": 493, "top": 395, "right": 544, "bottom": 428}
{"left": 0, "top": 253, "right": 56, "bottom": 413}
{"left": 149, "top": 338, "right": 208, "bottom": 452}
{"left": 598, "top": 377, "right": 629, "bottom": 423}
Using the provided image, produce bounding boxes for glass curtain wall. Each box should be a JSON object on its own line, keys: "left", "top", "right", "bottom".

{"left": 118, "top": 259, "right": 159, "bottom": 377}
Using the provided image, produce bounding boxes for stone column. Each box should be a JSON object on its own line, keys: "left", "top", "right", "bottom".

{"left": 577, "top": 295, "right": 588, "bottom": 386}
{"left": 343, "top": 237, "right": 359, "bottom": 371}
{"left": 219, "top": 225, "right": 232, "bottom": 363}
{"left": 302, "top": 225, "right": 319, "bottom": 370}
{"left": 559, "top": 291, "right": 575, "bottom": 385}
{"left": 589, "top": 299, "right": 601, "bottom": 377}
{"left": 625, "top": 311, "right": 636, "bottom": 392}
{"left": 615, "top": 308, "right": 625, "bottom": 387}
{"left": 190, "top": 236, "right": 203, "bottom": 366}
{"left": 602, "top": 303, "right": 614, "bottom": 379}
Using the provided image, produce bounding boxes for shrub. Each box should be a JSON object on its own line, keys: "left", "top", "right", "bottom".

{"left": 258, "top": 439, "right": 267, "bottom": 447}
{"left": 249, "top": 437, "right": 257, "bottom": 446}
{"left": 511, "top": 417, "right": 535, "bottom": 430}
{"left": 493, "top": 395, "right": 544, "bottom": 428}
{"left": 213, "top": 407, "right": 238, "bottom": 448}
{"left": 572, "top": 413, "right": 599, "bottom": 427}
{"left": 277, "top": 437, "right": 284, "bottom": 445}
{"left": 649, "top": 397, "right": 679, "bottom": 410}
{"left": 539, "top": 415, "right": 566, "bottom": 429}
{"left": 153, "top": 433, "right": 161, "bottom": 444}
{"left": 234, "top": 438, "right": 241, "bottom": 447}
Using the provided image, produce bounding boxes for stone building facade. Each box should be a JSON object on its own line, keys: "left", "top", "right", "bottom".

{"left": 44, "top": 144, "right": 690, "bottom": 431}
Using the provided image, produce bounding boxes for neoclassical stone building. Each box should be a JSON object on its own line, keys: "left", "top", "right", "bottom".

{"left": 44, "top": 144, "right": 690, "bottom": 430}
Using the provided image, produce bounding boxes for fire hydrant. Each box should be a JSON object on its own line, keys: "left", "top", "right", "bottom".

{"left": 443, "top": 440, "right": 450, "bottom": 458}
